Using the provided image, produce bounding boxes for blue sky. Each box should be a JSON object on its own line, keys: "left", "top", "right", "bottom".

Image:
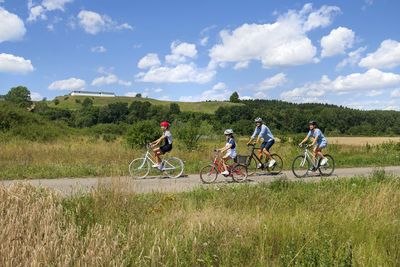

{"left": 1, "top": 0, "right": 400, "bottom": 110}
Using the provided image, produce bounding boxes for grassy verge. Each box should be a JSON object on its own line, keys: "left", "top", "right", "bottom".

{"left": 0, "top": 138, "right": 399, "bottom": 179}
{"left": 1, "top": 171, "right": 399, "bottom": 265}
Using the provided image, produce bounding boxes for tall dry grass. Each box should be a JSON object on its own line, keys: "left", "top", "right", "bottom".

{"left": 0, "top": 137, "right": 399, "bottom": 179}
{"left": 2, "top": 172, "right": 399, "bottom": 265}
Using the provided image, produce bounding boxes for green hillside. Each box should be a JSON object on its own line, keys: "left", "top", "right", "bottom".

{"left": 49, "top": 95, "right": 243, "bottom": 114}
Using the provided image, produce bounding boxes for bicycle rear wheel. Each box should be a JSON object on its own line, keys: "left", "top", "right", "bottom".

{"left": 318, "top": 154, "right": 335, "bottom": 176}
{"left": 163, "top": 157, "right": 184, "bottom": 178}
{"left": 129, "top": 158, "right": 150, "bottom": 179}
{"left": 231, "top": 164, "right": 248, "bottom": 183}
{"left": 199, "top": 164, "right": 218, "bottom": 184}
{"left": 266, "top": 153, "right": 283, "bottom": 174}
{"left": 292, "top": 155, "right": 310, "bottom": 178}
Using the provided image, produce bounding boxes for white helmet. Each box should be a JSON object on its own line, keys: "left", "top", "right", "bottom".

{"left": 254, "top": 117, "right": 263, "bottom": 123}
{"left": 224, "top": 129, "right": 234, "bottom": 135}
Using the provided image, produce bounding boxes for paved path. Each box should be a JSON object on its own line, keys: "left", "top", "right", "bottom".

{"left": 1, "top": 166, "right": 400, "bottom": 196}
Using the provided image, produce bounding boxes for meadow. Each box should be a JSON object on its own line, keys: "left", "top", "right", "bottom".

{"left": 1, "top": 170, "right": 399, "bottom": 265}
{"left": 0, "top": 137, "right": 399, "bottom": 180}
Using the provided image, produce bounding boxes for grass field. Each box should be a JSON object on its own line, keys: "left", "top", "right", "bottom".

{"left": 330, "top": 136, "right": 400, "bottom": 146}
{"left": 48, "top": 95, "right": 243, "bottom": 114}
{"left": 1, "top": 171, "right": 399, "bottom": 265}
{"left": 0, "top": 137, "right": 399, "bottom": 180}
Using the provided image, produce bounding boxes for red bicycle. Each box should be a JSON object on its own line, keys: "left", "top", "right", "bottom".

{"left": 199, "top": 150, "right": 248, "bottom": 183}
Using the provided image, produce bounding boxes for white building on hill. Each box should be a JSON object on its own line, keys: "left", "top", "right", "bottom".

{"left": 70, "top": 91, "right": 116, "bottom": 97}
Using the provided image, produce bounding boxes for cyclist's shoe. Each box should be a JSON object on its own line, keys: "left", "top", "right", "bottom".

{"left": 257, "top": 163, "right": 263, "bottom": 169}
{"left": 158, "top": 162, "right": 165, "bottom": 170}
{"left": 221, "top": 170, "right": 229, "bottom": 176}
{"left": 308, "top": 167, "right": 317, "bottom": 172}
{"left": 320, "top": 158, "right": 328, "bottom": 166}
{"left": 268, "top": 159, "right": 276, "bottom": 168}
{"left": 152, "top": 163, "right": 160, "bottom": 168}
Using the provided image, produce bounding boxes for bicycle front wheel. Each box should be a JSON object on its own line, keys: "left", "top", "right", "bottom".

{"left": 247, "top": 157, "right": 262, "bottom": 176}
{"left": 318, "top": 154, "right": 335, "bottom": 176}
{"left": 292, "top": 155, "right": 310, "bottom": 178}
{"left": 266, "top": 153, "right": 283, "bottom": 175}
{"left": 231, "top": 164, "right": 248, "bottom": 183}
{"left": 199, "top": 164, "right": 218, "bottom": 184}
{"left": 163, "top": 157, "right": 184, "bottom": 178}
{"left": 129, "top": 158, "right": 150, "bottom": 179}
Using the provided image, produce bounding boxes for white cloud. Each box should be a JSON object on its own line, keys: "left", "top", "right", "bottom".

{"left": 281, "top": 69, "right": 400, "bottom": 102}
{"left": 0, "top": 53, "right": 34, "bottom": 74}
{"left": 137, "top": 53, "right": 161, "bottom": 69}
{"left": 179, "top": 86, "right": 232, "bottom": 102}
{"left": 336, "top": 47, "right": 366, "bottom": 69}
{"left": 320, "top": 27, "right": 355, "bottom": 58}
{"left": 257, "top": 73, "right": 287, "bottom": 90}
{"left": 0, "top": 7, "right": 26, "bottom": 42}
{"left": 136, "top": 63, "right": 215, "bottom": 84}
{"left": 28, "top": 0, "right": 72, "bottom": 22}
{"left": 359, "top": 39, "right": 400, "bottom": 69}
{"left": 233, "top": 61, "right": 250, "bottom": 70}
{"left": 344, "top": 99, "right": 399, "bottom": 111}
{"left": 212, "top": 82, "right": 227, "bottom": 90}
{"left": 77, "top": 10, "right": 133, "bottom": 35}
{"left": 91, "top": 46, "right": 106, "bottom": 53}
{"left": 48, "top": 77, "right": 86, "bottom": 90}
{"left": 125, "top": 91, "right": 138, "bottom": 97}
{"left": 391, "top": 89, "right": 400, "bottom": 97}
{"left": 166, "top": 42, "right": 197, "bottom": 65}
{"left": 154, "top": 88, "right": 163, "bottom": 93}
{"left": 254, "top": 91, "right": 267, "bottom": 99}
{"left": 366, "top": 90, "right": 382, "bottom": 97}
{"left": 91, "top": 74, "right": 131, "bottom": 87}
{"left": 200, "top": 36, "right": 208, "bottom": 46}
{"left": 302, "top": 4, "right": 341, "bottom": 31}
{"left": 209, "top": 4, "right": 340, "bottom": 68}
{"left": 31, "top": 92, "right": 43, "bottom": 101}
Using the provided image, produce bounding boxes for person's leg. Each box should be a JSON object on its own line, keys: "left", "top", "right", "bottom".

{"left": 153, "top": 148, "right": 162, "bottom": 165}
{"left": 262, "top": 140, "right": 274, "bottom": 160}
{"left": 222, "top": 156, "right": 231, "bottom": 172}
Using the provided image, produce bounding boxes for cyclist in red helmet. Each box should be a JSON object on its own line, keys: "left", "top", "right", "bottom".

{"left": 150, "top": 121, "right": 173, "bottom": 169}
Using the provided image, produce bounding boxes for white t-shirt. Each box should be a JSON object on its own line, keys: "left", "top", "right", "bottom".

{"left": 163, "top": 130, "right": 173, "bottom": 145}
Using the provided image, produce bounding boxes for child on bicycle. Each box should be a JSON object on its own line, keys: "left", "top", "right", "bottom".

{"left": 299, "top": 120, "right": 328, "bottom": 170}
{"left": 247, "top": 117, "right": 276, "bottom": 168}
{"left": 218, "top": 129, "right": 237, "bottom": 175}
{"left": 150, "top": 121, "right": 173, "bottom": 170}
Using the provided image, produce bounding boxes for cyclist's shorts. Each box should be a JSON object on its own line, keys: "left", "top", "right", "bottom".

{"left": 317, "top": 141, "right": 327, "bottom": 149}
{"left": 224, "top": 149, "right": 237, "bottom": 159}
{"left": 160, "top": 144, "right": 172, "bottom": 154}
{"left": 261, "top": 139, "right": 275, "bottom": 152}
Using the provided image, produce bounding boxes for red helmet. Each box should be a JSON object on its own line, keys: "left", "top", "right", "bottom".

{"left": 160, "top": 121, "right": 170, "bottom": 127}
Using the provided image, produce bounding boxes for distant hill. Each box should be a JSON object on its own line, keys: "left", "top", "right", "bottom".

{"left": 49, "top": 95, "right": 243, "bottom": 114}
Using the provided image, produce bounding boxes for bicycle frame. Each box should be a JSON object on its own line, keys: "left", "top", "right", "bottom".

{"left": 300, "top": 147, "right": 320, "bottom": 168}
{"left": 247, "top": 145, "right": 267, "bottom": 165}
{"left": 211, "top": 152, "right": 234, "bottom": 174}
{"left": 139, "top": 145, "right": 176, "bottom": 171}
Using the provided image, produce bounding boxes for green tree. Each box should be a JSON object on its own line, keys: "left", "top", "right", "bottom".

{"left": 170, "top": 103, "right": 181, "bottom": 115}
{"left": 82, "top": 97, "right": 93, "bottom": 108}
{"left": 174, "top": 120, "right": 213, "bottom": 149}
{"left": 135, "top": 93, "right": 142, "bottom": 98}
{"left": 126, "top": 120, "right": 160, "bottom": 148}
{"left": 4, "top": 86, "right": 32, "bottom": 108}
{"left": 229, "top": 91, "right": 240, "bottom": 103}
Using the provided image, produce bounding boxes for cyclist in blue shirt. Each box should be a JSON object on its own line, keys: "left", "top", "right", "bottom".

{"left": 299, "top": 120, "right": 328, "bottom": 170}
{"left": 218, "top": 129, "right": 237, "bottom": 175}
{"left": 247, "top": 117, "right": 276, "bottom": 168}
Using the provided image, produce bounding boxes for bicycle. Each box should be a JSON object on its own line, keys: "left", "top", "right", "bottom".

{"left": 291, "top": 144, "right": 335, "bottom": 178}
{"left": 199, "top": 150, "right": 248, "bottom": 183}
{"left": 129, "top": 144, "right": 184, "bottom": 179}
{"left": 246, "top": 144, "right": 283, "bottom": 176}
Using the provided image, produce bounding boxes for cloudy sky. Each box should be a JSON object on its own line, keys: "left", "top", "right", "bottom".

{"left": 1, "top": 0, "right": 400, "bottom": 110}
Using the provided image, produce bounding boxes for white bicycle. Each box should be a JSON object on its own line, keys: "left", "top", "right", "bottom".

{"left": 129, "top": 144, "right": 184, "bottom": 179}
{"left": 292, "top": 144, "right": 335, "bottom": 178}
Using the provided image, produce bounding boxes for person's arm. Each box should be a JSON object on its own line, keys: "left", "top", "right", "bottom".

{"left": 151, "top": 135, "right": 164, "bottom": 146}
{"left": 219, "top": 143, "right": 232, "bottom": 153}
{"left": 247, "top": 128, "right": 257, "bottom": 144}
{"left": 299, "top": 131, "right": 311, "bottom": 146}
